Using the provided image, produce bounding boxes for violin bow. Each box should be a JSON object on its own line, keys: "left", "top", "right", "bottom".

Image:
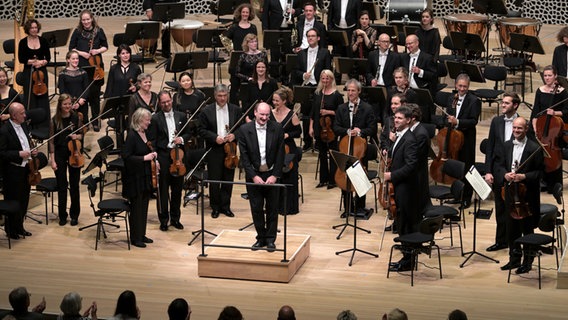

{"left": 0, "top": 89, "right": 23, "bottom": 115}
{"left": 227, "top": 99, "right": 259, "bottom": 134}
{"left": 172, "top": 97, "right": 211, "bottom": 141}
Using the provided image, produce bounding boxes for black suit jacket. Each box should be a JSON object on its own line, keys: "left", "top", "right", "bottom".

{"left": 262, "top": 0, "right": 300, "bottom": 30}
{"left": 401, "top": 51, "right": 437, "bottom": 92}
{"left": 485, "top": 114, "right": 517, "bottom": 185}
{"left": 412, "top": 122, "right": 432, "bottom": 210}
{"left": 333, "top": 100, "right": 376, "bottom": 139}
{"left": 327, "top": 0, "right": 361, "bottom": 30}
{"left": 238, "top": 120, "right": 286, "bottom": 180}
{"left": 149, "top": 110, "right": 191, "bottom": 152}
{"left": 446, "top": 92, "right": 481, "bottom": 168}
{"left": 365, "top": 50, "right": 401, "bottom": 87}
{"left": 198, "top": 103, "right": 243, "bottom": 148}
{"left": 552, "top": 44, "right": 568, "bottom": 78}
{"left": 295, "top": 15, "right": 327, "bottom": 48}
{"left": 293, "top": 47, "right": 332, "bottom": 85}
{"left": 0, "top": 120, "right": 30, "bottom": 166}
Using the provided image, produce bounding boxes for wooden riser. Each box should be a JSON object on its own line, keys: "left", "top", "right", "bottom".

{"left": 197, "top": 230, "right": 310, "bottom": 283}
{"left": 556, "top": 226, "right": 568, "bottom": 289}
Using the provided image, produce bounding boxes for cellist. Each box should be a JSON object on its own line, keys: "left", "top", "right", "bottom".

{"left": 495, "top": 117, "right": 543, "bottom": 275}
{"left": 333, "top": 79, "right": 375, "bottom": 218}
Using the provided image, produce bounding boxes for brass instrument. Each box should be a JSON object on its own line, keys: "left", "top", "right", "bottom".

{"left": 13, "top": 0, "right": 34, "bottom": 93}
{"left": 284, "top": 0, "right": 293, "bottom": 24}
{"left": 291, "top": 27, "right": 298, "bottom": 48}
{"left": 219, "top": 33, "right": 233, "bottom": 54}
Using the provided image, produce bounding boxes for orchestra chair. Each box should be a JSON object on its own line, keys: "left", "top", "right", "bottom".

{"left": 503, "top": 55, "right": 533, "bottom": 94}
{"left": 387, "top": 214, "right": 444, "bottom": 286}
{"left": 507, "top": 210, "right": 559, "bottom": 289}
{"left": 2, "top": 39, "right": 15, "bottom": 71}
{"left": 429, "top": 159, "right": 465, "bottom": 206}
{"left": 97, "top": 136, "right": 124, "bottom": 192}
{"left": 541, "top": 183, "right": 564, "bottom": 252}
{"left": 438, "top": 36, "right": 460, "bottom": 64}
{"left": 424, "top": 179, "right": 465, "bottom": 256}
{"left": 112, "top": 33, "right": 145, "bottom": 65}
{"left": 81, "top": 174, "right": 130, "bottom": 250}
{"left": 33, "top": 177, "right": 58, "bottom": 225}
{"left": 473, "top": 138, "right": 488, "bottom": 176}
{"left": 471, "top": 65, "right": 507, "bottom": 111}
{"left": 0, "top": 200, "right": 20, "bottom": 249}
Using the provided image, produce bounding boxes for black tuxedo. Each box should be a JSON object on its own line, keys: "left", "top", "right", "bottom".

{"left": 401, "top": 51, "right": 437, "bottom": 94}
{"left": 326, "top": 0, "right": 361, "bottom": 30}
{"left": 262, "top": 0, "right": 300, "bottom": 30}
{"left": 293, "top": 47, "right": 332, "bottom": 85}
{"left": 552, "top": 44, "right": 568, "bottom": 78}
{"left": 411, "top": 122, "right": 432, "bottom": 213}
{"left": 238, "top": 120, "right": 285, "bottom": 242}
{"left": 149, "top": 110, "right": 191, "bottom": 225}
{"left": 365, "top": 50, "right": 401, "bottom": 87}
{"left": 295, "top": 15, "right": 327, "bottom": 49}
{"left": 198, "top": 103, "right": 243, "bottom": 212}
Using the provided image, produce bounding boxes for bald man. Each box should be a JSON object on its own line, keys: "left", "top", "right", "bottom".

{"left": 401, "top": 34, "right": 437, "bottom": 95}
{"left": 366, "top": 33, "right": 401, "bottom": 88}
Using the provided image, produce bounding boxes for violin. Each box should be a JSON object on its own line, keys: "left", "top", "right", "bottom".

{"left": 27, "top": 131, "right": 42, "bottom": 186}
{"left": 169, "top": 127, "right": 187, "bottom": 177}
{"left": 534, "top": 83, "right": 563, "bottom": 173}
{"left": 224, "top": 124, "right": 239, "bottom": 170}
{"left": 88, "top": 38, "right": 105, "bottom": 81}
{"left": 32, "top": 68, "right": 47, "bottom": 96}
{"left": 429, "top": 95, "right": 464, "bottom": 184}
{"left": 318, "top": 89, "right": 335, "bottom": 143}
{"left": 501, "top": 160, "right": 531, "bottom": 220}
{"left": 67, "top": 120, "right": 85, "bottom": 168}
{"left": 147, "top": 141, "right": 159, "bottom": 189}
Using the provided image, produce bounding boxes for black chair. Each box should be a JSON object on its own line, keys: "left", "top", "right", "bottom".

{"left": 80, "top": 175, "right": 130, "bottom": 250}
{"left": 387, "top": 215, "right": 444, "bottom": 286}
{"left": 112, "top": 33, "right": 145, "bottom": 65}
{"left": 33, "top": 177, "right": 58, "bottom": 225}
{"left": 507, "top": 210, "right": 559, "bottom": 289}
{"left": 0, "top": 200, "right": 20, "bottom": 249}
{"left": 472, "top": 65, "right": 507, "bottom": 109}
{"left": 542, "top": 183, "right": 564, "bottom": 252}
{"left": 473, "top": 138, "right": 488, "bottom": 176}
{"left": 2, "top": 39, "right": 15, "bottom": 71}
{"left": 97, "top": 136, "right": 124, "bottom": 192}
{"left": 429, "top": 159, "right": 465, "bottom": 206}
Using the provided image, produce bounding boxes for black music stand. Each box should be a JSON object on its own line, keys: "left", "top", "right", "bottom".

{"left": 449, "top": 31, "right": 485, "bottom": 62}
{"left": 361, "top": 1, "right": 380, "bottom": 22}
{"left": 285, "top": 54, "right": 298, "bottom": 83}
{"left": 215, "top": 0, "right": 249, "bottom": 24}
{"left": 152, "top": 2, "right": 185, "bottom": 58}
{"left": 263, "top": 30, "right": 292, "bottom": 83}
{"left": 102, "top": 95, "right": 131, "bottom": 149}
{"left": 413, "top": 88, "right": 435, "bottom": 123}
{"left": 195, "top": 28, "right": 226, "bottom": 86}
{"left": 125, "top": 21, "right": 161, "bottom": 72}
{"left": 168, "top": 51, "right": 209, "bottom": 74}
{"left": 330, "top": 150, "right": 378, "bottom": 266}
{"left": 509, "top": 33, "right": 545, "bottom": 104}
{"left": 473, "top": 0, "right": 507, "bottom": 63}
{"left": 43, "top": 28, "right": 71, "bottom": 100}
{"left": 328, "top": 30, "right": 349, "bottom": 55}
{"left": 460, "top": 198, "right": 498, "bottom": 267}
{"left": 228, "top": 50, "right": 244, "bottom": 76}
{"left": 361, "top": 86, "right": 387, "bottom": 124}
{"left": 374, "top": 25, "right": 399, "bottom": 50}
{"left": 81, "top": 148, "right": 111, "bottom": 205}
{"left": 335, "top": 57, "right": 368, "bottom": 81}
{"left": 445, "top": 60, "right": 485, "bottom": 83}
{"left": 293, "top": 85, "right": 317, "bottom": 150}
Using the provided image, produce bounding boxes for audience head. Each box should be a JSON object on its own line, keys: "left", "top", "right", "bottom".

{"left": 168, "top": 298, "right": 191, "bottom": 320}
{"left": 218, "top": 306, "right": 243, "bottom": 320}
{"left": 60, "top": 292, "right": 82, "bottom": 316}
{"left": 113, "top": 290, "right": 139, "bottom": 319}
{"left": 382, "top": 308, "right": 408, "bottom": 320}
{"left": 8, "top": 287, "right": 30, "bottom": 313}
{"left": 337, "top": 310, "right": 358, "bottom": 320}
{"left": 277, "top": 305, "right": 296, "bottom": 320}
{"left": 448, "top": 309, "right": 468, "bottom": 320}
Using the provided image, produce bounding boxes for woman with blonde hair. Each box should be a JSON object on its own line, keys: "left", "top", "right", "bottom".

{"left": 231, "top": 33, "right": 267, "bottom": 105}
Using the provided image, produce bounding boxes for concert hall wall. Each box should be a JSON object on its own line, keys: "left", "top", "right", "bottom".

{"left": 0, "top": 0, "right": 565, "bottom": 25}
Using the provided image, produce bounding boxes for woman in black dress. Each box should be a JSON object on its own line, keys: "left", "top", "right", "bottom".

{"left": 122, "top": 108, "right": 156, "bottom": 248}
{"left": 0, "top": 67, "right": 20, "bottom": 122}
{"left": 58, "top": 51, "right": 90, "bottom": 124}
{"left": 18, "top": 19, "right": 51, "bottom": 126}
{"left": 224, "top": 2, "right": 258, "bottom": 51}
{"left": 69, "top": 9, "right": 108, "bottom": 131}
{"left": 386, "top": 67, "right": 417, "bottom": 119}
{"left": 49, "top": 94, "right": 83, "bottom": 226}
{"left": 243, "top": 60, "right": 278, "bottom": 121}
{"left": 128, "top": 73, "right": 159, "bottom": 120}
{"left": 230, "top": 33, "right": 267, "bottom": 105}
{"left": 104, "top": 44, "right": 141, "bottom": 99}
{"left": 271, "top": 87, "right": 301, "bottom": 215}
{"left": 415, "top": 8, "right": 441, "bottom": 60}
{"left": 173, "top": 72, "right": 206, "bottom": 118}
{"left": 310, "top": 69, "right": 344, "bottom": 189}
{"left": 351, "top": 10, "right": 377, "bottom": 59}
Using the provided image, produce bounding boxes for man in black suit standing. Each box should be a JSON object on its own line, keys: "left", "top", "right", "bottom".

{"left": 445, "top": 74, "right": 481, "bottom": 208}
{"left": 366, "top": 33, "right": 400, "bottom": 88}
{"left": 484, "top": 92, "right": 520, "bottom": 252}
{"left": 552, "top": 27, "right": 568, "bottom": 78}
{"left": 292, "top": 2, "right": 327, "bottom": 53}
{"left": 327, "top": 0, "right": 361, "bottom": 57}
{"left": 0, "top": 103, "right": 39, "bottom": 239}
{"left": 333, "top": 79, "right": 375, "bottom": 217}
{"left": 238, "top": 102, "right": 285, "bottom": 252}
{"left": 384, "top": 105, "right": 420, "bottom": 271}
{"left": 408, "top": 103, "right": 432, "bottom": 214}
{"left": 198, "top": 84, "right": 243, "bottom": 218}
{"left": 496, "top": 117, "right": 543, "bottom": 274}
{"left": 149, "top": 91, "right": 191, "bottom": 231}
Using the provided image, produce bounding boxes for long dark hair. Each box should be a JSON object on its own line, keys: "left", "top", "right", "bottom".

{"left": 114, "top": 290, "right": 138, "bottom": 319}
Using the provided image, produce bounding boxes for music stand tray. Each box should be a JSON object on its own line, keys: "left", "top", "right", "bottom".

{"left": 445, "top": 60, "right": 485, "bottom": 83}
{"left": 413, "top": 88, "right": 434, "bottom": 106}
{"left": 82, "top": 148, "right": 110, "bottom": 175}
{"left": 169, "top": 51, "right": 209, "bottom": 73}
{"left": 217, "top": 0, "right": 250, "bottom": 16}
{"left": 509, "top": 33, "right": 545, "bottom": 55}
{"left": 42, "top": 28, "right": 71, "bottom": 48}
{"left": 473, "top": 0, "right": 508, "bottom": 15}
{"left": 361, "top": 86, "right": 387, "bottom": 106}
{"left": 263, "top": 30, "right": 292, "bottom": 50}
{"left": 328, "top": 30, "right": 349, "bottom": 47}
{"left": 229, "top": 50, "right": 244, "bottom": 70}
{"left": 335, "top": 57, "right": 368, "bottom": 76}
{"left": 152, "top": 2, "right": 186, "bottom": 22}
{"left": 102, "top": 95, "right": 132, "bottom": 119}
{"left": 125, "top": 21, "right": 161, "bottom": 44}
{"left": 449, "top": 31, "right": 486, "bottom": 52}
{"left": 374, "top": 25, "right": 398, "bottom": 40}
{"left": 292, "top": 85, "right": 317, "bottom": 105}
{"left": 285, "top": 53, "right": 298, "bottom": 74}
{"left": 195, "top": 28, "right": 225, "bottom": 49}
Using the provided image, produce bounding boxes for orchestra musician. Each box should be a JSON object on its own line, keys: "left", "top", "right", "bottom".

{"left": 384, "top": 105, "right": 420, "bottom": 272}
{"left": 444, "top": 73, "right": 481, "bottom": 209}
{"left": 292, "top": 2, "right": 327, "bottom": 53}
{"left": 350, "top": 11, "right": 377, "bottom": 59}
{"left": 237, "top": 102, "right": 285, "bottom": 252}
{"left": 529, "top": 65, "right": 568, "bottom": 192}
{"left": 149, "top": 91, "right": 190, "bottom": 232}
{"left": 496, "top": 117, "right": 543, "bottom": 274}
{"left": 386, "top": 67, "right": 417, "bottom": 118}
{"left": 104, "top": 44, "right": 141, "bottom": 99}
{"left": 402, "top": 34, "right": 437, "bottom": 99}
{"left": 327, "top": 0, "right": 361, "bottom": 57}
{"left": 243, "top": 61, "right": 278, "bottom": 122}
{"left": 552, "top": 26, "right": 568, "bottom": 78}
{"left": 310, "top": 69, "right": 344, "bottom": 189}
{"left": 484, "top": 92, "right": 521, "bottom": 252}
{"left": 367, "top": 33, "right": 401, "bottom": 89}
{"left": 49, "top": 94, "right": 82, "bottom": 227}
{"left": 122, "top": 107, "right": 157, "bottom": 248}
{"left": 69, "top": 9, "right": 108, "bottom": 132}
{"left": 333, "top": 79, "right": 375, "bottom": 217}
{"left": 173, "top": 72, "right": 206, "bottom": 118}
{"left": 224, "top": 3, "right": 258, "bottom": 52}
{"left": 128, "top": 73, "right": 159, "bottom": 120}
{"left": 415, "top": 9, "right": 441, "bottom": 61}
{"left": 58, "top": 51, "right": 90, "bottom": 124}
{"left": 231, "top": 34, "right": 267, "bottom": 106}
{"left": 18, "top": 19, "right": 51, "bottom": 127}
{"left": 198, "top": 84, "right": 243, "bottom": 219}
{"left": 0, "top": 67, "right": 20, "bottom": 122}
{"left": 380, "top": 93, "right": 406, "bottom": 157}
{"left": 271, "top": 87, "right": 302, "bottom": 215}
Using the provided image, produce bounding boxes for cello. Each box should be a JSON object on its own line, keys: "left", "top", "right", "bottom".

{"left": 534, "top": 83, "right": 563, "bottom": 173}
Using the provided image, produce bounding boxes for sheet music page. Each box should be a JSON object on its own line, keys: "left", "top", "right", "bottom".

{"left": 465, "top": 165, "right": 491, "bottom": 200}
{"left": 346, "top": 160, "right": 372, "bottom": 197}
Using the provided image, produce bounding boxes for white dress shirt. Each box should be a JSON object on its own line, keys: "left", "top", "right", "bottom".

{"left": 216, "top": 104, "right": 230, "bottom": 137}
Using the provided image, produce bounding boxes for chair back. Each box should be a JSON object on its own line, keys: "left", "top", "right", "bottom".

{"left": 483, "top": 65, "right": 508, "bottom": 82}
{"left": 419, "top": 215, "right": 444, "bottom": 235}
{"left": 366, "top": 143, "right": 378, "bottom": 161}
{"left": 2, "top": 39, "right": 15, "bottom": 55}
{"left": 552, "top": 183, "right": 563, "bottom": 205}
{"left": 97, "top": 135, "right": 115, "bottom": 151}
{"left": 450, "top": 179, "right": 465, "bottom": 200}
{"left": 539, "top": 211, "right": 557, "bottom": 233}
{"left": 81, "top": 175, "right": 99, "bottom": 199}
{"left": 479, "top": 138, "right": 488, "bottom": 154}
{"left": 442, "top": 159, "right": 465, "bottom": 180}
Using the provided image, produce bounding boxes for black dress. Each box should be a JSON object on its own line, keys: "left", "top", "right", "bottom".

{"left": 128, "top": 91, "right": 159, "bottom": 120}
{"left": 242, "top": 78, "right": 278, "bottom": 120}
{"left": 0, "top": 87, "right": 20, "bottom": 111}
{"left": 173, "top": 89, "right": 207, "bottom": 117}
{"left": 104, "top": 62, "right": 141, "bottom": 98}
{"left": 230, "top": 51, "right": 268, "bottom": 105}
{"left": 18, "top": 36, "right": 51, "bottom": 126}
{"left": 58, "top": 68, "right": 90, "bottom": 122}
{"left": 225, "top": 23, "right": 258, "bottom": 51}
{"left": 415, "top": 27, "right": 441, "bottom": 60}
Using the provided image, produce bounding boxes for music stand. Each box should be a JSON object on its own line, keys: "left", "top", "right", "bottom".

{"left": 335, "top": 57, "right": 368, "bottom": 80}
{"left": 445, "top": 60, "right": 485, "bottom": 83}
{"left": 216, "top": 0, "right": 249, "bottom": 23}
{"left": 449, "top": 31, "right": 485, "bottom": 62}
{"left": 228, "top": 50, "right": 243, "bottom": 73}
{"left": 460, "top": 199, "right": 498, "bottom": 267}
{"left": 293, "top": 85, "right": 316, "bottom": 117}
{"left": 330, "top": 150, "right": 378, "bottom": 266}
{"left": 125, "top": 21, "right": 161, "bottom": 72}
{"left": 361, "top": 86, "right": 387, "bottom": 124}
{"left": 263, "top": 30, "right": 292, "bottom": 83}
{"left": 413, "top": 88, "right": 435, "bottom": 123}
{"left": 102, "top": 95, "right": 131, "bottom": 149}
{"left": 328, "top": 30, "right": 349, "bottom": 56}
{"left": 473, "top": 0, "right": 507, "bottom": 63}
{"left": 43, "top": 28, "right": 71, "bottom": 99}
{"left": 152, "top": 2, "right": 185, "bottom": 59}
{"left": 361, "top": 1, "right": 380, "bottom": 22}
{"left": 509, "top": 33, "right": 545, "bottom": 103}
{"left": 195, "top": 28, "right": 226, "bottom": 86}
{"left": 374, "top": 25, "right": 399, "bottom": 49}
{"left": 168, "top": 51, "right": 209, "bottom": 73}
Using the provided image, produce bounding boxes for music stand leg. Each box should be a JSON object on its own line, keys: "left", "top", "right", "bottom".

{"left": 25, "top": 211, "right": 43, "bottom": 224}
{"left": 188, "top": 182, "right": 217, "bottom": 246}
{"left": 333, "top": 191, "right": 371, "bottom": 239}
{"left": 460, "top": 197, "right": 500, "bottom": 267}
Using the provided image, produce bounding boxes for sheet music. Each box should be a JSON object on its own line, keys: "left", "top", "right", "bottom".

{"left": 465, "top": 165, "right": 491, "bottom": 200}
{"left": 346, "top": 160, "right": 372, "bottom": 197}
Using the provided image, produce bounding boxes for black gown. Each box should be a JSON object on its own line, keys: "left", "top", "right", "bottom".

{"left": 58, "top": 68, "right": 90, "bottom": 122}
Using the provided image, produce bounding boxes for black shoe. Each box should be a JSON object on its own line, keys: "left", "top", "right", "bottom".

{"left": 131, "top": 241, "right": 146, "bottom": 248}
{"left": 142, "top": 236, "right": 153, "bottom": 244}
{"left": 459, "top": 200, "right": 471, "bottom": 210}
{"left": 223, "top": 209, "right": 235, "bottom": 217}
{"left": 19, "top": 230, "right": 32, "bottom": 237}
{"left": 251, "top": 240, "right": 266, "bottom": 250}
{"left": 160, "top": 224, "right": 168, "bottom": 231}
{"left": 384, "top": 225, "right": 393, "bottom": 232}
{"left": 171, "top": 221, "right": 184, "bottom": 230}
{"left": 327, "top": 183, "right": 336, "bottom": 190}
{"left": 316, "top": 182, "right": 327, "bottom": 188}
{"left": 93, "top": 125, "right": 100, "bottom": 132}
{"left": 8, "top": 233, "right": 20, "bottom": 240}
{"left": 500, "top": 260, "right": 521, "bottom": 271}
{"left": 211, "top": 210, "right": 220, "bottom": 219}
{"left": 515, "top": 264, "right": 532, "bottom": 274}
{"left": 59, "top": 219, "right": 67, "bottom": 226}
{"left": 486, "top": 243, "right": 507, "bottom": 252}
{"left": 267, "top": 242, "right": 276, "bottom": 252}
{"left": 70, "top": 219, "right": 78, "bottom": 226}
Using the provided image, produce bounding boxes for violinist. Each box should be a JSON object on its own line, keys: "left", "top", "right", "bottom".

{"left": 104, "top": 44, "right": 141, "bottom": 99}
{"left": 386, "top": 67, "right": 417, "bottom": 120}
{"left": 444, "top": 74, "right": 481, "bottom": 209}
{"left": 333, "top": 79, "right": 375, "bottom": 218}
{"left": 383, "top": 105, "right": 420, "bottom": 272}
{"left": 271, "top": 87, "right": 301, "bottom": 215}
{"left": 350, "top": 11, "right": 377, "bottom": 59}
{"left": 309, "top": 69, "right": 343, "bottom": 189}
{"left": 484, "top": 92, "right": 521, "bottom": 252}
{"left": 128, "top": 73, "right": 159, "bottom": 121}
{"left": 49, "top": 94, "right": 82, "bottom": 227}
{"left": 380, "top": 93, "right": 406, "bottom": 154}
{"left": 173, "top": 72, "right": 206, "bottom": 119}
{"left": 58, "top": 51, "right": 90, "bottom": 124}
{"left": 198, "top": 84, "right": 243, "bottom": 219}
{"left": 17, "top": 19, "right": 51, "bottom": 127}
{"left": 243, "top": 61, "right": 278, "bottom": 122}
{"left": 530, "top": 65, "right": 568, "bottom": 193}
{"left": 69, "top": 9, "right": 108, "bottom": 132}
{"left": 122, "top": 108, "right": 157, "bottom": 248}
{"left": 148, "top": 91, "right": 190, "bottom": 231}
{"left": 0, "top": 67, "right": 21, "bottom": 122}
{"left": 496, "top": 117, "right": 543, "bottom": 274}
{"left": 415, "top": 9, "right": 441, "bottom": 61}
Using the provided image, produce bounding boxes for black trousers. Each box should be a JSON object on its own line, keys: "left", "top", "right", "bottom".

{"left": 316, "top": 138, "right": 337, "bottom": 185}
{"left": 3, "top": 165, "right": 30, "bottom": 234}
{"left": 206, "top": 146, "right": 234, "bottom": 212}
{"left": 129, "top": 190, "right": 151, "bottom": 243}
{"left": 246, "top": 172, "right": 280, "bottom": 242}
{"left": 492, "top": 183, "right": 507, "bottom": 245}
{"left": 157, "top": 152, "right": 184, "bottom": 224}
{"left": 54, "top": 153, "right": 81, "bottom": 221}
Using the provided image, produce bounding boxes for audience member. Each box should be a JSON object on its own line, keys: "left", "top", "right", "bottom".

{"left": 382, "top": 308, "right": 408, "bottom": 320}
{"left": 0, "top": 287, "right": 45, "bottom": 320}
{"left": 337, "top": 309, "right": 357, "bottom": 320}
{"left": 167, "top": 298, "right": 191, "bottom": 320}
{"left": 217, "top": 306, "right": 243, "bottom": 320}
{"left": 448, "top": 309, "right": 468, "bottom": 320}
{"left": 108, "top": 290, "right": 139, "bottom": 320}
{"left": 58, "top": 292, "right": 97, "bottom": 320}
{"left": 277, "top": 305, "right": 296, "bottom": 320}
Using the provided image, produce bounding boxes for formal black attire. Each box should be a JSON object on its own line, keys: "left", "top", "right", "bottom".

{"left": 242, "top": 78, "right": 279, "bottom": 120}
{"left": 0, "top": 310, "right": 43, "bottom": 320}
{"left": 230, "top": 51, "right": 267, "bottom": 105}
{"left": 327, "top": 0, "right": 361, "bottom": 57}
{"left": 379, "top": 115, "right": 395, "bottom": 153}
{"left": 225, "top": 23, "right": 258, "bottom": 52}
{"left": 272, "top": 110, "right": 301, "bottom": 214}
{"left": 366, "top": 50, "right": 401, "bottom": 88}
{"left": 294, "top": 15, "right": 327, "bottom": 49}
{"left": 173, "top": 89, "right": 206, "bottom": 117}
{"left": 351, "top": 25, "right": 377, "bottom": 59}
{"left": 18, "top": 36, "right": 51, "bottom": 126}
{"left": 173, "top": 88, "right": 207, "bottom": 157}
{"left": 104, "top": 62, "right": 141, "bottom": 98}
{"left": 58, "top": 68, "right": 90, "bottom": 122}
{"left": 149, "top": 109, "right": 191, "bottom": 227}
{"left": 411, "top": 122, "right": 432, "bottom": 213}
{"left": 495, "top": 137, "right": 543, "bottom": 266}
{"left": 198, "top": 102, "right": 243, "bottom": 213}
{"left": 401, "top": 50, "right": 437, "bottom": 97}
{"left": 128, "top": 91, "right": 159, "bottom": 120}
{"left": 0, "top": 86, "right": 20, "bottom": 109}
{"left": 311, "top": 90, "right": 343, "bottom": 185}
{"left": 445, "top": 92, "right": 481, "bottom": 203}
{"left": 415, "top": 27, "right": 441, "bottom": 60}
{"left": 238, "top": 120, "right": 285, "bottom": 243}
{"left": 122, "top": 129, "right": 154, "bottom": 244}
{"left": 69, "top": 26, "right": 108, "bottom": 123}
{"left": 552, "top": 44, "right": 568, "bottom": 78}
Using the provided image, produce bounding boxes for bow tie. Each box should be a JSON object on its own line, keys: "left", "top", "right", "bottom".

{"left": 410, "top": 53, "right": 419, "bottom": 59}
{"left": 308, "top": 48, "right": 317, "bottom": 53}
{"left": 513, "top": 139, "right": 524, "bottom": 145}
{"left": 256, "top": 125, "right": 266, "bottom": 131}
{"left": 504, "top": 117, "right": 514, "bottom": 122}
{"left": 379, "top": 52, "right": 388, "bottom": 57}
